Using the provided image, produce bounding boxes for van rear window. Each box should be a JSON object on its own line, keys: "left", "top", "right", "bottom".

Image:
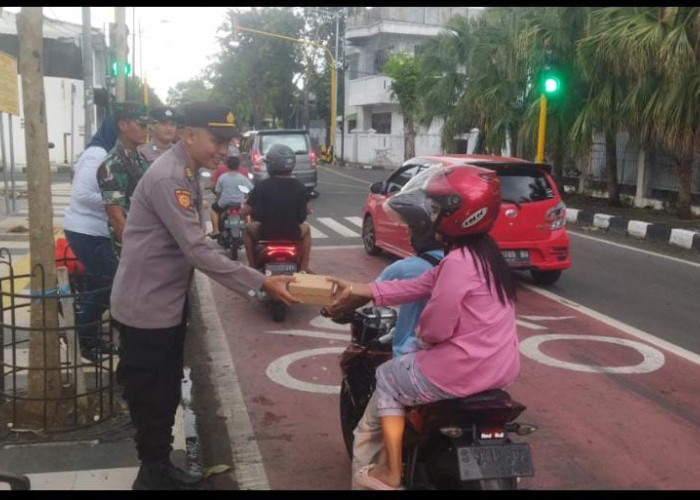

{"left": 261, "top": 134, "right": 309, "bottom": 155}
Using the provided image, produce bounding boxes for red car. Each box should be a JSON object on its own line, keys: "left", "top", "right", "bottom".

{"left": 361, "top": 155, "right": 570, "bottom": 285}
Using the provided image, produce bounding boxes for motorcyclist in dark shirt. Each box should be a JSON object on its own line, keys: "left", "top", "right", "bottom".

{"left": 242, "top": 143, "right": 313, "bottom": 272}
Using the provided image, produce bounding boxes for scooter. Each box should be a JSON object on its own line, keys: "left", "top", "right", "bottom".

{"left": 256, "top": 240, "right": 300, "bottom": 322}
{"left": 327, "top": 306, "right": 537, "bottom": 490}
{"left": 216, "top": 185, "right": 251, "bottom": 261}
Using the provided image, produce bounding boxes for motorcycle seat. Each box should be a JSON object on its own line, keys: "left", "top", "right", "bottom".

{"left": 406, "top": 389, "right": 526, "bottom": 435}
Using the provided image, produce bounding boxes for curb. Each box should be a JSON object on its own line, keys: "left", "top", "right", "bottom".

{"left": 566, "top": 208, "right": 700, "bottom": 253}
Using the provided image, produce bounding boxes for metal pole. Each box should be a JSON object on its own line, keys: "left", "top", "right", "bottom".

{"left": 0, "top": 113, "right": 9, "bottom": 215}
{"left": 536, "top": 93, "right": 547, "bottom": 163}
{"left": 81, "top": 7, "right": 94, "bottom": 147}
{"left": 334, "top": 12, "right": 340, "bottom": 163}
{"left": 9, "top": 116, "right": 16, "bottom": 214}
{"left": 340, "top": 10, "right": 346, "bottom": 165}
{"left": 115, "top": 7, "right": 127, "bottom": 102}
{"left": 70, "top": 83, "right": 76, "bottom": 170}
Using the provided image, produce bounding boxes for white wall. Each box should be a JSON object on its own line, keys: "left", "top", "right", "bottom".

{"left": 2, "top": 75, "right": 87, "bottom": 169}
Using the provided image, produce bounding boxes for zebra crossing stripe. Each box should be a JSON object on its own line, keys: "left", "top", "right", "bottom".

{"left": 344, "top": 216, "right": 363, "bottom": 228}
{"left": 316, "top": 217, "right": 360, "bottom": 237}
{"left": 308, "top": 224, "right": 328, "bottom": 239}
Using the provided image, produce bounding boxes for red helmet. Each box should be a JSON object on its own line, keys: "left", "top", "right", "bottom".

{"left": 424, "top": 165, "right": 501, "bottom": 238}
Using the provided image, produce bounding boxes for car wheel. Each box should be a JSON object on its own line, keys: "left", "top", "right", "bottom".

{"left": 362, "top": 216, "right": 382, "bottom": 256}
{"left": 530, "top": 269, "right": 562, "bottom": 286}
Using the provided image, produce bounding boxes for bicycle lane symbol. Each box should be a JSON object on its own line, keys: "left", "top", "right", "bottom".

{"left": 265, "top": 315, "right": 349, "bottom": 394}
{"left": 516, "top": 316, "right": 666, "bottom": 374}
{"left": 264, "top": 315, "right": 668, "bottom": 394}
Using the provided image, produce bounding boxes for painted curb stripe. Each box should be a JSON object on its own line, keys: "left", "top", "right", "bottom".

{"left": 669, "top": 229, "right": 697, "bottom": 250}
{"left": 593, "top": 213, "right": 613, "bottom": 229}
{"left": 627, "top": 220, "right": 650, "bottom": 239}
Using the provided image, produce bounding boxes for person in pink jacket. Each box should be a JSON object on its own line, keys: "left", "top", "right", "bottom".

{"left": 327, "top": 165, "right": 519, "bottom": 490}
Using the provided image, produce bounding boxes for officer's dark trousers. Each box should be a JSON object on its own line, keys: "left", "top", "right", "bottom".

{"left": 116, "top": 319, "right": 186, "bottom": 463}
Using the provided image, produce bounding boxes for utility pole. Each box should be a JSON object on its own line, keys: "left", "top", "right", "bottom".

{"left": 115, "top": 7, "right": 127, "bottom": 101}
{"left": 81, "top": 7, "right": 94, "bottom": 146}
{"left": 334, "top": 12, "right": 340, "bottom": 164}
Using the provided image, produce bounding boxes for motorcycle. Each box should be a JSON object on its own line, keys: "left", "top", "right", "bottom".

{"left": 216, "top": 184, "right": 251, "bottom": 261}
{"left": 327, "top": 306, "right": 537, "bottom": 490}
{"left": 256, "top": 240, "right": 300, "bottom": 322}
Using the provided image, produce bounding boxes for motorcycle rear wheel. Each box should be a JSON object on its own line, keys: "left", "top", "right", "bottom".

{"left": 230, "top": 245, "right": 239, "bottom": 261}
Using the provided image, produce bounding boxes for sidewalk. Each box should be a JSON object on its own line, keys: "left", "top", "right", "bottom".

{"left": 0, "top": 183, "right": 197, "bottom": 490}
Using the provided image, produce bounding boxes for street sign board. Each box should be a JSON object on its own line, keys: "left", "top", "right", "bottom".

{"left": 0, "top": 51, "right": 20, "bottom": 116}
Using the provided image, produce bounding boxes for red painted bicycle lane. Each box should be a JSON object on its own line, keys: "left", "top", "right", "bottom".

{"left": 511, "top": 288, "right": 700, "bottom": 490}
{"left": 209, "top": 247, "right": 700, "bottom": 490}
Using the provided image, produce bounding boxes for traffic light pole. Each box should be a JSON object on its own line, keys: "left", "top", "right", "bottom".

{"left": 536, "top": 93, "right": 547, "bottom": 164}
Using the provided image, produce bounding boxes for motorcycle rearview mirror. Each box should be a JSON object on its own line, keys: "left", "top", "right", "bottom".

{"left": 200, "top": 170, "right": 212, "bottom": 179}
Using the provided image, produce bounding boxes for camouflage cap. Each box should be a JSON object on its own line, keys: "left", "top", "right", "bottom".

{"left": 181, "top": 101, "right": 237, "bottom": 139}
{"left": 113, "top": 101, "right": 149, "bottom": 125}
{"left": 148, "top": 105, "right": 179, "bottom": 123}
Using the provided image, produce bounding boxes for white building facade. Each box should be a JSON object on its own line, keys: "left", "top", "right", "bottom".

{"left": 337, "top": 7, "right": 479, "bottom": 168}
{"left": 0, "top": 10, "right": 108, "bottom": 170}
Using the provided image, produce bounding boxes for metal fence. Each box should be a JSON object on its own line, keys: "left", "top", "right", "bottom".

{"left": 586, "top": 132, "right": 700, "bottom": 196}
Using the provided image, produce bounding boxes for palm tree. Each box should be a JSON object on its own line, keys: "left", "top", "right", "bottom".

{"left": 588, "top": 7, "right": 700, "bottom": 218}
{"left": 517, "top": 7, "right": 590, "bottom": 188}
{"left": 418, "top": 9, "right": 531, "bottom": 156}
{"left": 571, "top": 7, "right": 628, "bottom": 206}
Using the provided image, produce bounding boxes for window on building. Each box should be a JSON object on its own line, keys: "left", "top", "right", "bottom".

{"left": 414, "top": 44, "right": 424, "bottom": 58}
{"left": 348, "top": 54, "right": 360, "bottom": 80}
{"left": 371, "top": 112, "right": 392, "bottom": 134}
{"left": 348, "top": 119, "right": 357, "bottom": 132}
{"left": 374, "top": 47, "right": 393, "bottom": 74}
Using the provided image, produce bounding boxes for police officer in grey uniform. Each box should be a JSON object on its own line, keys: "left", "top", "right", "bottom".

{"left": 110, "top": 101, "right": 300, "bottom": 490}
{"left": 137, "top": 105, "right": 178, "bottom": 163}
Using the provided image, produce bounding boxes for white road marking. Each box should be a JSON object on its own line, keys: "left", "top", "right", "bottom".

{"left": 520, "top": 334, "right": 666, "bottom": 374}
{"left": 194, "top": 271, "right": 270, "bottom": 490}
{"left": 344, "top": 216, "right": 363, "bottom": 228}
{"left": 269, "top": 329, "right": 349, "bottom": 342}
{"left": 568, "top": 230, "right": 700, "bottom": 269}
{"left": 308, "top": 224, "right": 329, "bottom": 239}
{"left": 519, "top": 315, "right": 576, "bottom": 322}
{"left": 523, "top": 283, "right": 700, "bottom": 367}
{"left": 309, "top": 315, "right": 352, "bottom": 331}
{"left": 316, "top": 218, "right": 360, "bottom": 238}
{"left": 266, "top": 347, "right": 344, "bottom": 394}
{"left": 24, "top": 466, "right": 139, "bottom": 490}
{"left": 515, "top": 319, "right": 548, "bottom": 330}
{"left": 313, "top": 245, "right": 364, "bottom": 251}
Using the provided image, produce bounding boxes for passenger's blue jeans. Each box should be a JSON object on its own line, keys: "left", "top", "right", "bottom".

{"left": 64, "top": 229, "right": 118, "bottom": 348}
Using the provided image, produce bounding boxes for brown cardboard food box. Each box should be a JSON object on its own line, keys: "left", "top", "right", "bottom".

{"left": 288, "top": 273, "right": 338, "bottom": 306}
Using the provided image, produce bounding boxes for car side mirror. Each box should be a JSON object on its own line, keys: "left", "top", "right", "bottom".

{"left": 370, "top": 181, "right": 385, "bottom": 194}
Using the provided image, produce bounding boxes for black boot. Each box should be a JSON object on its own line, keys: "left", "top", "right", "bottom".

{"left": 132, "top": 460, "right": 203, "bottom": 490}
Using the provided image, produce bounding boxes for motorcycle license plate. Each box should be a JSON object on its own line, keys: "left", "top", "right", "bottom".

{"left": 224, "top": 218, "right": 239, "bottom": 229}
{"left": 501, "top": 250, "right": 530, "bottom": 267}
{"left": 457, "top": 443, "right": 534, "bottom": 481}
{"left": 264, "top": 262, "right": 298, "bottom": 276}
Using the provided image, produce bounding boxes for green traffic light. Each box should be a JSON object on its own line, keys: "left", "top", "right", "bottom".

{"left": 544, "top": 76, "right": 560, "bottom": 94}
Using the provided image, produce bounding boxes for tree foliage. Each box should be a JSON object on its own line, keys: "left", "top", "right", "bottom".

{"left": 384, "top": 52, "right": 421, "bottom": 160}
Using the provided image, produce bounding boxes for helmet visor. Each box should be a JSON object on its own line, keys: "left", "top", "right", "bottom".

{"left": 382, "top": 166, "right": 442, "bottom": 226}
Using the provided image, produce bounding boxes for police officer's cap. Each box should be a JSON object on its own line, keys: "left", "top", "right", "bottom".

{"left": 181, "top": 102, "right": 237, "bottom": 140}
{"left": 113, "top": 101, "right": 149, "bottom": 126}
{"left": 149, "top": 106, "right": 178, "bottom": 123}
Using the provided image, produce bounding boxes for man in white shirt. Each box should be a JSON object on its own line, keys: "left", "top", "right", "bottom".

{"left": 63, "top": 115, "right": 120, "bottom": 362}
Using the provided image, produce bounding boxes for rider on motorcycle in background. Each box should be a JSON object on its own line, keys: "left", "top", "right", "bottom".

{"left": 209, "top": 147, "right": 252, "bottom": 239}
{"left": 241, "top": 144, "right": 313, "bottom": 272}
{"left": 327, "top": 165, "right": 520, "bottom": 490}
{"left": 349, "top": 175, "right": 444, "bottom": 488}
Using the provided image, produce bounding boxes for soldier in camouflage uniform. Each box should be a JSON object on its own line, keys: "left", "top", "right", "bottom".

{"left": 97, "top": 101, "right": 150, "bottom": 258}
{"left": 137, "top": 106, "right": 178, "bottom": 164}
